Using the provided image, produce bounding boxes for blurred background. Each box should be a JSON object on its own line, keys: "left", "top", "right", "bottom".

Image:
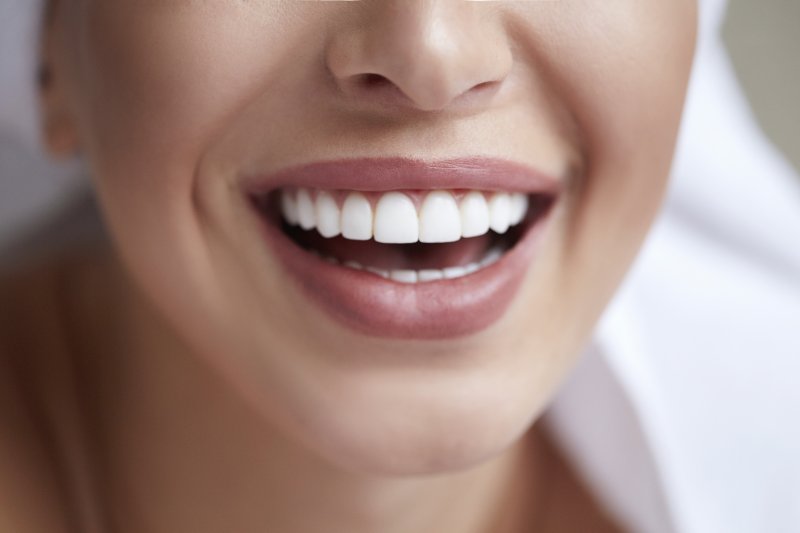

{"left": 1, "top": 0, "right": 798, "bottom": 247}
{"left": 724, "top": 0, "right": 800, "bottom": 173}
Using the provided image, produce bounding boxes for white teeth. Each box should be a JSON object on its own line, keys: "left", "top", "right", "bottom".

{"left": 341, "top": 192, "right": 373, "bottom": 240}
{"left": 315, "top": 191, "right": 341, "bottom": 238}
{"left": 280, "top": 190, "right": 300, "bottom": 226}
{"left": 344, "top": 260, "right": 364, "bottom": 270}
{"left": 366, "top": 266, "right": 391, "bottom": 279}
{"left": 279, "top": 188, "right": 530, "bottom": 240}
{"left": 464, "top": 263, "right": 480, "bottom": 274}
{"left": 374, "top": 192, "right": 419, "bottom": 244}
{"left": 417, "top": 269, "right": 444, "bottom": 282}
{"left": 419, "top": 190, "right": 462, "bottom": 243}
{"left": 390, "top": 270, "right": 419, "bottom": 284}
{"left": 488, "top": 192, "right": 511, "bottom": 234}
{"left": 296, "top": 189, "right": 316, "bottom": 230}
{"left": 459, "top": 191, "right": 490, "bottom": 238}
{"left": 442, "top": 265, "right": 467, "bottom": 279}
{"left": 509, "top": 193, "right": 529, "bottom": 226}
{"left": 480, "top": 247, "right": 504, "bottom": 267}
{"left": 327, "top": 245, "right": 504, "bottom": 283}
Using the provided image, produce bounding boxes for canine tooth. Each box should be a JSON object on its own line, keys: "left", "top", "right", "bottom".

{"left": 316, "top": 191, "right": 341, "bottom": 238}
{"left": 509, "top": 193, "right": 529, "bottom": 225}
{"left": 344, "top": 260, "right": 364, "bottom": 270}
{"left": 459, "top": 191, "right": 490, "bottom": 238}
{"left": 419, "top": 191, "right": 461, "bottom": 243}
{"left": 418, "top": 269, "right": 444, "bottom": 282}
{"left": 323, "top": 255, "right": 339, "bottom": 265}
{"left": 488, "top": 193, "right": 511, "bottom": 234}
{"left": 296, "top": 189, "right": 316, "bottom": 230}
{"left": 280, "top": 190, "right": 299, "bottom": 225}
{"left": 341, "top": 192, "right": 373, "bottom": 240}
{"left": 442, "top": 266, "right": 468, "bottom": 279}
{"left": 374, "top": 192, "right": 419, "bottom": 244}
{"left": 390, "top": 270, "right": 418, "bottom": 283}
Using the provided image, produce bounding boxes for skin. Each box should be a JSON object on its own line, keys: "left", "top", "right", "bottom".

{"left": 3, "top": 0, "right": 697, "bottom": 531}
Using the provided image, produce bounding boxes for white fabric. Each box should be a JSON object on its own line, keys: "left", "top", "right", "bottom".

{"left": 2, "top": 1, "right": 799, "bottom": 532}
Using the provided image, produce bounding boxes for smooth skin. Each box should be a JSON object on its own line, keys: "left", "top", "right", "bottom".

{"left": 1, "top": 1, "right": 697, "bottom": 532}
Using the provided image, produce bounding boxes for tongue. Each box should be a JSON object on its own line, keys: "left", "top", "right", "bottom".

{"left": 289, "top": 228, "right": 494, "bottom": 270}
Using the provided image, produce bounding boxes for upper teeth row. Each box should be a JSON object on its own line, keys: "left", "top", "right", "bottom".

{"left": 280, "top": 189, "right": 529, "bottom": 243}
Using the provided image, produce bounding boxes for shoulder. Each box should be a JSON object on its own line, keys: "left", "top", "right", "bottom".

{"left": 0, "top": 257, "right": 82, "bottom": 533}
{"left": 0, "top": 253, "right": 69, "bottom": 358}
{"left": 0, "top": 356, "right": 73, "bottom": 532}
{"left": 0, "top": 190, "right": 111, "bottom": 531}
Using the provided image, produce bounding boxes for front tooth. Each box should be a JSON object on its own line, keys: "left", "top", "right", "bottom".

{"left": 315, "top": 191, "right": 341, "bottom": 238}
{"left": 459, "top": 191, "right": 490, "bottom": 238}
{"left": 418, "top": 269, "right": 444, "bottom": 282}
{"left": 509, "top": 193, "right": 529, "bottom": 226}
{"left": 390, "top": 270, "right": 418, "bottom": 283}
{"left": 419, "top": 191, "right": 461, "bottom": 243}
{"left": 280, "top": 190, "right": 299, "bottom": 225}
{"left": 374, "top": 192, "right": 419, "bottom": 244}
{"left": 341, "top": 192, "right": 373, "bottom": 240}
{"left": 488, "top": 192, "right": 511, "bottom": 234}
{"left": 296, "top": 188, "right": 316, "bottom": 230}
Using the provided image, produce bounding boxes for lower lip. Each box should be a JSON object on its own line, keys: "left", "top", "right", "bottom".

{"left": 253, "top": 204, "right": 556, "bottom": 340}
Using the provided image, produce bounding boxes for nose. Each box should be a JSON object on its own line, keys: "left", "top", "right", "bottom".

{"left": 325, "top": 0, "right": 513, "bottom": 113}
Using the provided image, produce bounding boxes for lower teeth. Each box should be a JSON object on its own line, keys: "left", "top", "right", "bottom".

{"left": 318, "top": 246, "right": 505, "bottom": 284}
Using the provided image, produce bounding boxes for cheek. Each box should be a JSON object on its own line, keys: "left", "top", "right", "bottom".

{"left": 65, "top": 4, "right": 318, "bottom": 306}
{"left": 500, "top": 1, "right": 697, "bottom": 352}
{"left": 75, "top": 4, "right": 298, "bottom": 187}
{"left": 533, "top": 1, "right": 696, "bottom": 299}
{"left": 58, "top": 6, "right": 329, "bottom": 367}
{"left": 574, "top": 2, "right": 697, "bottom": 213}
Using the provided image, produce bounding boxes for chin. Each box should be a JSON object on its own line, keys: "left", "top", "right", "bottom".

{"left": 267, "top": 360, "right": 541, "bottom": 477}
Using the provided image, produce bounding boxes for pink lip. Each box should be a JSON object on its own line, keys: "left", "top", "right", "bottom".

{"left": 244, "top": 156, "right": 562, "bottom": 194}
{"left": 244, "top": 157, "right": 562, "bottom": 340}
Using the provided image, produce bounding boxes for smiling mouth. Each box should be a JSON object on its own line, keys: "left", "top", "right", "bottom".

{"left": 253, "top": 188, "right": 554, "bottom": 283}
{"left": 245, "top": 157, "right": 561, "bottom": 339}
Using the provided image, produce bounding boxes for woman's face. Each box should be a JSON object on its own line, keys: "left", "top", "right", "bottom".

{"left": 46, "top": 1, "right": 697, "bottom": 474}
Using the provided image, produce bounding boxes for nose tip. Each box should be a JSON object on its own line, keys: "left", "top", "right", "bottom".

{"left": 326, "top": 2, "right": 513, "bottom": 113}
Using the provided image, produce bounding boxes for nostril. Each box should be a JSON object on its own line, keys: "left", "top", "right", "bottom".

{"left": 345, "top": 72, "right": 413, "bottom": 105}
{"left": 472, "top": 81, "right": 495, "bottom": 91}
{"left": 359, "top": 73, "right": 393, "bottom": 88}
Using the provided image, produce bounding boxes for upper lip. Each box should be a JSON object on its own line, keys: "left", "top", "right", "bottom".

{"left": 242, "top": 157, "right": 564, "bottom": 195}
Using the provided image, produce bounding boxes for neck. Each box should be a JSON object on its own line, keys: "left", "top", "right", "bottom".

{"left": 79, "top": 253, "right": 544, "bottom": 533}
